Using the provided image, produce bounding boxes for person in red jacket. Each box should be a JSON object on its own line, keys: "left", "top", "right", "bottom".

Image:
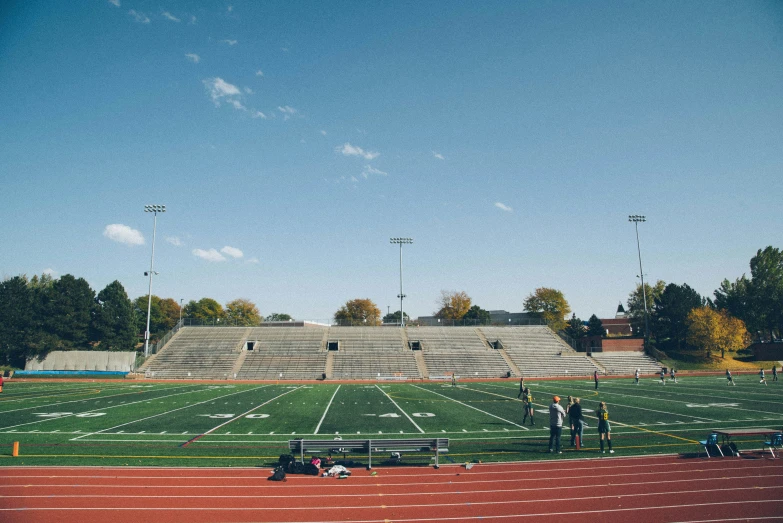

{"left": 0, "top": 373, "right": 4, "bottom": 393}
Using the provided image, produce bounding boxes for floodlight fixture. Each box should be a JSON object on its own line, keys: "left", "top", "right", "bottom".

{"left": 143, "top": 204, "right": 166, "bottom": 357}
{"left": 390, "top": 237, "right": 413, "bottom": 327}
{"left": 628, "top": 215, "right": 649, "bottom": 349}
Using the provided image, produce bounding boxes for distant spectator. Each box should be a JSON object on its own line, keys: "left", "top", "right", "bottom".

{"left": 759, "top": 368, "right": 767, "bottom": 386}
{"left": 659, "top": 368, "right": 666, "bottom": 385}
{"left": 670, "top": 368, "right": 677, "bottom": 383}
{"left": 566, "top": 396, "right": 574, "bottom": 443}
{"left": 548, "top": 396, "right": 566, "bottom": 454}
{"left": 597, "top": 401, "right": 613, "bottom": 454}
{"left": 726, "top": 369, "right": 735, "bottom": 386}
{"left": 451, "top": 373, "right": 456, "bottom": 387}
{"left": 634, "top": 368, "right": 640, "bottom": 385}
{"left": 517, "top": 376, "right": 525, "bottom": 398}
{"left": 594, "top": 370, "right": 599, "bottom": 390}
{"left": 569, "top": 397, "right": 584, "bottom": 448}
{"left": 773, "top": 365, "right": 778, "bottom": 382}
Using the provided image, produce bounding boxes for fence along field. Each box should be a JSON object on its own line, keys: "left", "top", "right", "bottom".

{"left": 0, "top": 376, "right": 781, "bottom": 467}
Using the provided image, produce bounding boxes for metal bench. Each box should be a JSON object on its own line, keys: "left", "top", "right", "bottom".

{"left": 288, "top": 438, "right": 449, "bottom": 469}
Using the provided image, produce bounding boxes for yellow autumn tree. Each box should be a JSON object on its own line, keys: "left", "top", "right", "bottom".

{"left": 434, "top": 291, "right": 472, "bottom": 321}
{"left": 686, "top": 307, "right": 750, "bottom": 359}
{"left": 523, "top": 287, "right": 571, "bottom": 332}
{"left": 334, "top": 298, "right": 382, "bottom": 326}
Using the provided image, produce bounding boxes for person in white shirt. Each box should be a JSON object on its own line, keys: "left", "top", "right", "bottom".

{"left": 548, "top": 395, "right": 566, "bottom": 454}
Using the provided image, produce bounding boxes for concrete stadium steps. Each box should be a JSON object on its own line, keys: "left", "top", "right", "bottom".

{"left": 245, "top": 326, "right": 327, "bottom": 352}
{"left": 590, "top": 351, "right": 662, "bottom": 375}
{"left": 422, "top": 349, "right": 511, "bottom": 379}
{"left": 330, "top": 351, "right": 420, "bottom": 380}
{"left": 480, "top": 325, "right": 599, "bottom": 377}
{"left": 143, "top": 326, "right": 247, "bottom": 380}
{"left": 407, "top": 327, "right": 490, "bottom": 351}
{"left": 236, "top": 353, "right": 328, "bottom": 380}
{"left": 327, "top": 326, "right": 406, "bottom": 351}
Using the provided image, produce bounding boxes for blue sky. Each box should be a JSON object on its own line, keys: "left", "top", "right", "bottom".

{"left": 1, "top": 1, "right": 781, "bottom": 323}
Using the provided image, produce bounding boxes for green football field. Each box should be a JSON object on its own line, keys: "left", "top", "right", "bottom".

{"left": 1, "top": 375, "right": 781, "bottom": 467}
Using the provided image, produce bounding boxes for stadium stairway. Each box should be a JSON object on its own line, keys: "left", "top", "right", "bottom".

{"left": 325, "top": 352, "right": 334, "bottom": 379}
{"left": 497, "top": 349, "right": 521, "bottom": 377}
{"left": 414, "top": 350, "right": 429, "bottom": 378}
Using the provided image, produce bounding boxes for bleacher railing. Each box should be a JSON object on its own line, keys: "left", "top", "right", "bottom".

{"left": 151, "top": 319, "right": 183, "bottom": 355}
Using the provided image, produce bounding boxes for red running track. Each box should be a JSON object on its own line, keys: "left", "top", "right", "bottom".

{"left": 1, "top": 454, "right": 782, "bottom": 522}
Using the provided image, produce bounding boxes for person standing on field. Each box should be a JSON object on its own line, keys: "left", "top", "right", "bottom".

{"left": 597, "top": 401, "right": 613, "bottom": 454}
{"left": 548, "top": 396, "right": 566, "bottom": 454}
{"left": 659, "top": 368, "right": 666, "bottom": 385}
{"left": 517, "top": 376, "right": 525, "bottom": 398}
{"left": 773, "top": 365, "right": 778, "bottom": 382}
{"left": 569, "top": 397, "right": 584, "bottom": 448}
{"left": 634, "top": 368, "right": 640, "bottom": 385}
{"left": 594, "top": 370, "right": 599, "bottom": 390}
{"left": 759, "top": 368, "right": 767, "bottom": 386}
{"left": 726, "top": 369, "right": 736, "bottom": 386}
{"left": 521, "top": 388, "right": 535, "bottom": 425}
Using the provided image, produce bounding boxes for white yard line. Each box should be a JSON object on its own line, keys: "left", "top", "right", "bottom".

{"left": 410, "top": 384, "right": 528, "bottom": 430}
{"left": 375, "top": 384, "right": 424, "bottom": 433}
{"left": 190, "top": 386, "right": 304, "bottom": 441}
{"left": 70, "top": 385, "right": 270, "bottom": 441}
{"left": 313, "top": 384, "right": 340, "bottom": 435}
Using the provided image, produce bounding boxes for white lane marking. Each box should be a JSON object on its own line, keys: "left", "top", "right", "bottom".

{"left": 375, "top": 385, "right": 424, "bottom": 434}
{"left": 313, "top": 384, "right": 341, "bottom": 435}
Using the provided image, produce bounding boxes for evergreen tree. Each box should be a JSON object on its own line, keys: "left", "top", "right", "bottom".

{"left": 91, "top": 281, "right": 136, "bottom": 351}
{"left": 41, "top": 274, "right": 95, "bottom": 349}
{"left": 587, "top": 314, "right": 604, "bottom": 337}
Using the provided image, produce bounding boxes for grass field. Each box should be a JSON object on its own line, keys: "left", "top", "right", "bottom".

{"left": 1, "top": 374, "right": 782, "bottom": 468}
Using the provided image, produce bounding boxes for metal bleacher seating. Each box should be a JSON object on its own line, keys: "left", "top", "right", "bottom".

{"left": 480, "top": 326, "right": 600, "bottom": 377}
{"left": 143, "top": 327, "right": 247, "bottom": 379}
{"left": 328, "top": 327, "right": 418, "bottom": 379}
{"left": 236, "top": 327, "right": 328, "bottom": 380}
{"left": 409, "top": 327, "right": 511, "bottom": 379}
{"left": 589, "top": 351, "right": 662, "bottom": 376}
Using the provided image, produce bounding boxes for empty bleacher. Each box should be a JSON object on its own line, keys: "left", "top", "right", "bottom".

{"left": 143, "top": 327, "right": 247, "bottom": 379}
{"left": 408, "top": 327, "right": 511, "bottom": 379}
{"left": 590, "top": 351, "right": 662, "bottom": 376}
{"left": 480, "top": 326, "right": 600, "bottom": 377}
{"left": 237, "top": 327, "right": 327, "bottom": 380}
{"left": 328, "top": 327, "right": 417, "bottom": 379}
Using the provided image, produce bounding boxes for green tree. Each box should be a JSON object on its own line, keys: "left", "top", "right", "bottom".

{"left": 564, "top": 314, "right": 585, "bottom": 340}
{"left": 334, "top": 298, "right": 381, "bottom": 326}
{"left": 133, "top": 296, "right": 180, "bottom": 341}
{"left": 265, "top": 313, "right": 293, "bottom": 322}
{"left": 225, "top": 298, "right": 262, "bottom": 326}
{"left": 0, "top": 276, "right": 36, "bottom": 367}
{"left": 748, "top": 246, "right": 783, "bottom": 339}
{"left": 434, "top": 291, "right": 472, "bottom": 321}
{"left": 382, "top": 310, "right": 409, "bottom": 325}
{"left": 523, "top": 287, "right": 571, "bottom": 332}
{"left": 41, "top": 274, "right": 95, "bottom": 349}
{"left": 653, "top": 283, "right": 704, "bottom": 351}
{"left": 183, "top": 298, "right": 226, "bottom": 324}
{"left": 714, "top": 276, "right": 757, "bottom": 333}
{"left": 462, "top": 305, "right": 491, "bottom": 325}
{"left": 587, "top": 314, "right": 604, "bottom": 337}
{"left": 91, "top": 281, "right": 136, "bottom": 351}
{"left": 626, "top": 280, "right": 665, "bottom": 339}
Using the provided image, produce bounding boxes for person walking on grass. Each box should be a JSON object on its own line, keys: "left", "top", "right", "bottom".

{"left": 452, "top": 373, "right": 456, "bottom": 387}
{"left": 726, "top": 369, "right": 736, "bottom": 386}
{"left": 634, "top": 368, "right": 640, "bottom": 385}
{"left": 659, "top": 368, "right": 666, "bottom": 385}
{"left": 597, "top": 401, "right": 614, "bottom": 454}
{"left": 569, "top": 397, "right": 584, "bottom": 448}
{"left": 670, "top": 368, "right": 677, "bottom": 383}
{"left": 522, "top": 388, "right": 535, "bottom": 425}
{"left": 773, "top": 365, "right": 778, "bottom": 382}
{"left": 759, "top": 368, "right": 767, "bottom": 386}
{"left": 548, "top": 396, "right": 566, "bottom": 454}
{"left": 517, "top": 376, "right": 525, "bottom": 398}
{"left": 594, "top": 370, "right": 599, "bottom": 390}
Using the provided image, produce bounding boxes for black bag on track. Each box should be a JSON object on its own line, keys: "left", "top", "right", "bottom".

{"left": 292, "top": 461, "right": 305, "bottom": 474}
{"left": 304, "top": 463, "right": 319, "bottom": 476}
{"left": 278, "top": 454, "right": 295, "bottom": 467}
{"left": 268, "top": 466, "right": 286, "bottom": 481}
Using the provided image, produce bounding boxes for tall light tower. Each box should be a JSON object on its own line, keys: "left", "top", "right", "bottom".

{"left": 144, "top": 204, "right": 165, "bottom": 357}
{"left": 390, "top": 237, "right": 413, "bottom": 327}
{"left": 628, "top": 215, "right": 649, "bottom": 350}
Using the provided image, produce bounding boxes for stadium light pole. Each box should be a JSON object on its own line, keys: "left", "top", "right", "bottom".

{"left": 390, "top": 238, "right": 413, "bottom": 327}
{"left": 144, "top": 204, "right": 165, "bottom": 357}
{"left": 629, "top": 215, "right": 650, "bottom": 351}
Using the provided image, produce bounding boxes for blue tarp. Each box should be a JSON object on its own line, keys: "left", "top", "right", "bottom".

{"left": 13, "top": 370, "right": 128, "bottom": 377}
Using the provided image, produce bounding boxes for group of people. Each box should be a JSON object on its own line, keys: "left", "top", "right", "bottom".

{"left": 725, "top": 366, "right": 779, "bottom": 386}
{"left": 518, "top": 378, "right": 613, "bottom": 454}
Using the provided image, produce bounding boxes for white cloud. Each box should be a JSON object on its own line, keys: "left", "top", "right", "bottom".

{"left": 185, "top": 53, "right": 200, "bottom": 63}
{"left": 244, "top": 87, "right": 253, "bottom": 94}
{"left": 108, "top": 0, "right": 120, "bottom": 7}
{"left": 128, "top": 10, "right": 150, "bottom": 24}
{"left": 433, "top": 151, "right": 445, "bottom": 160}
{"left": 362, "top": 165, "right": 387, "bottom": 178}
{"left": 494, "top": 202, "right": 513, "bottom": 213}
{"left": 42, "top": 268, "right": 58, "bottom": 277}
{"left": 252, "top": 111, "right": 267, "bottom": 119}
{"left": 203, "top": 77, "right": 241, "bottom": 106}
{"left": 103, "top": 224, "right": 145, "bottom": 246}
{"left": 192, "top": 248, "right": 226, "bottom": 262}
{"left": 222, "top": 39, "right": 238, "bottom": 46}
{"left": 229, "top": 99, "right": 246, "bottom": 111}
{"left": 336, "top": 142, "right": 379, "bottom": 161}
{"left": 162, "top": 11, "right": 180, "bottom": 22}
{"left": 246, "top": 257, "right": 260, "bottom": 264}
{"left": 255, "top": 70, "right": 264, "bottom": 77}
{"left": 320, "top": 130, "right": 327, "bottom": 136}
{"left": 166, "top": 236, "right": 184, "bottom": 247}
{"left": 277, "top": 105, "right": 299, "bottom": 120}
{"left": 189, "top": 15, "right": 197, "bottom": 24}
{"left": 227, "top": 5, "right": 233, "bottom": 12}
{"left": 221, "top": 246, "right": 244, "bottom": 259}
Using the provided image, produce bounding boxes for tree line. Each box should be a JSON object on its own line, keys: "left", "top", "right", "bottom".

{"left": 0, "top": 273, "right": 291, "bottom": 368}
